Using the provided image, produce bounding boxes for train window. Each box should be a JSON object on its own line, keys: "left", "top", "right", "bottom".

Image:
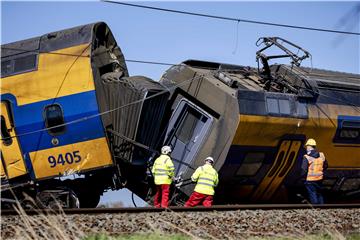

{"left": 1, "top": 60, "right": 12, "bottom": 77}
{"left": 279, "top": 99, "right": 291, "bottom": 114}
{"left": 236, "top": 152, "right": 265, "bottom": 176}
{"left": 265, "top": 94, "right": 308, "bottom": 118}
{"left": 340, "top": 129, "right": 359, "bottom": 138}
{"left": 14, "top": 54, "right": 37, "bottom": 73}
{"left": 296, "top": 101, "right": 308, "bottom": 117}
{"left": 333, "top": 116, "right": 360, "bottom": 144}
{"left": 44, "top": 104, "right": 66, "bottom": 135}
{"left": 1, "top": 54, "right": 38, "bottom": 78}
{"left": 266, "top": 97, "right": 291, "bottom": 115}
{"left": 266, "top": 98, "right": 279, "bottom": 114}
{"left": 176, "top": 109, "right": 205, "bottom": 143}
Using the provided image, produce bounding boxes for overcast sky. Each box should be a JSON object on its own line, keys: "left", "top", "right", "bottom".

{"left": 2, "top": 1, "right": 359, "bottom": 206}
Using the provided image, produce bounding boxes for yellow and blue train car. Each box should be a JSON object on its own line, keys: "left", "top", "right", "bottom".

{"left": 0, "top": 23, "right": 119, "bottom": 207}
{"left": 1, "top": 22, "right": 170, "bottom": 208}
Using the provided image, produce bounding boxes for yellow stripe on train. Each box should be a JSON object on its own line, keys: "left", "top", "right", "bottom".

{"left": 232, "top": 103, "right": 360, "bottom": 168}
{"left": 0, "top": 43, "right": 93, "bottom": 106}
{"left": 29, "top": 137, "right": 112, "bottom": 179}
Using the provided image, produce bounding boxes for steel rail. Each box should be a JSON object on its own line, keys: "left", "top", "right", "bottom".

{"left": 1, "top": 204, "right": 359, "bottom": 216}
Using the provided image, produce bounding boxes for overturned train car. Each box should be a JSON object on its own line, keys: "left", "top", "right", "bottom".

{"left": 160, "top": 60, "right": 360, "bottom": 204}
{"left": 1, "top": 22, "right": 359, "bottom": 208}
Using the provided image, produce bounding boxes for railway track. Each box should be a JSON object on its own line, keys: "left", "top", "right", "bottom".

{"left": 2, "top": 203, "right": 359, "bottom": 215}
{"left": 2, "top": 203, "right": 359, "bottom": 239}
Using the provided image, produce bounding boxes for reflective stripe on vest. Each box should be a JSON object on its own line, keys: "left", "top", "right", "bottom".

{"left": 153, "top": 155, "right": 174, "bottom": 185}
{"left": 306, "top": 156, "right": 324, "bottom": 181}
{"left": 197, "top": 182, "right": 215, "bottom": 187}
{"left": 194, "top": 166, "right": 218, "bottom": 195}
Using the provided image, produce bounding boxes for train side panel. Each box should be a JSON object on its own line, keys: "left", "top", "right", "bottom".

{"left": 1, "top": 39, "right": 113, "bottom": 181}
{"left": 160, "top": 60, "right": 360, "bottom": 204}
{"left": 221, "top": 95, "right": 360, "bottom": 203}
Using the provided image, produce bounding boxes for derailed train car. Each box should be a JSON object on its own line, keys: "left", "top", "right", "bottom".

{"left": 160, "top": 58, "right": 360, "bottom": 204}
{"left": 1, "top": 22, "right": 359, "bottom": 208}
{"left": 0, "top": 22, "right": 169, "bottom": 207}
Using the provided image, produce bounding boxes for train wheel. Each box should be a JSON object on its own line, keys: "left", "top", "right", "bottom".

{"left": 35, "top": 188, "right": 80, "bottom": 209}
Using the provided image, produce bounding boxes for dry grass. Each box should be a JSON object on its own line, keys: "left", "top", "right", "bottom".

{"left": 4, "top": 197, "right": 86, "bottom": 240}
{"left": 1, "top": 198, "right": 358, "bottom": 240}
{"left": 84, "top": 233, "right": 190, "bottom": 240}
{"left": 83, "top": 232, "right": 360, "bottom": 240}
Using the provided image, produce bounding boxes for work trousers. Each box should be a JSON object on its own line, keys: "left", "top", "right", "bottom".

{"left": 185, "top": 191, "right": 213, "bottom": 207}
{"left": 154, "top": 184, "right": 170, "bottom": 208}
{"left": 305, "top": 180, "right": 324, "bottom": 204}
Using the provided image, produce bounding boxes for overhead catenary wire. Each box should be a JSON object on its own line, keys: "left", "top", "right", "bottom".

{"left": 102, "top": 1, "right": 360, "bottom": 36}
{"left": 2, "top": 46, "right": 360, "bottom": 80}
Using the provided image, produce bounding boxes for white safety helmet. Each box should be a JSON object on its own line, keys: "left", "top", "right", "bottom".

{"left": 161, "top": 145, "right": 172, "bottom": 155}
{"left": 205, "top": 156, "right": 214, "bottom": 164}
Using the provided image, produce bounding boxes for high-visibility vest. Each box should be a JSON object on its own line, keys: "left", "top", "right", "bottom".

{"left": 306, "top": 153, "right": 325, "bottom": 181}
{"left": 151, "top": 154, "right": 175, "bottom": 185}
{"left": 192, "top": 164, "right": 219, "bottom": 196}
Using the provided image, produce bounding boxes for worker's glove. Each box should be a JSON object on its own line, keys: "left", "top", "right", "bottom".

{"left": 175, "top": 179, "right": 183, "bottom": 188}
{"left": 173, "top": 174, "right": 183, "bottom": 187}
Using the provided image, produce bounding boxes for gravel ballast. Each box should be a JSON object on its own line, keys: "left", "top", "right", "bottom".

{"left": 1, "top": 209, "right": 359, "bottom": 239}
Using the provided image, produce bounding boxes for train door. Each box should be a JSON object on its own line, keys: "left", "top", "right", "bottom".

{"left": 0, "top": 101, "right": 28, "bottom": 180}
{"left": 251, "top": 139, "right": 302, "bottom": 202}
{"left": 164, "top": 99, "right": 213, "bottom": 176}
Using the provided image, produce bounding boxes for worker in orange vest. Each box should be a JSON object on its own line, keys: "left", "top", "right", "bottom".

{"left": 301, "top": 138, "right": 328, "bottom": 204}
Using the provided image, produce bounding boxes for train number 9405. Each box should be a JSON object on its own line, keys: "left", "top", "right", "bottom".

{"left": 48, "top": 151, "right": 81, "bottom": 168}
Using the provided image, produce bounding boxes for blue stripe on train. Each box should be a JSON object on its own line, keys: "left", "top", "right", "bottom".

{"left": 1, "top": 91, "right": 105, "bottom": 154}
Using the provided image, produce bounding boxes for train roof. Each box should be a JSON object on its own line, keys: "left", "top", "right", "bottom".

{"left": 1, "top": 23, "right": 98, "bottom": 59}
{"left": 1, "top": 22, "right": 122, "bottom": 60}
{"left": 181, "top": 59, "right": 360, "bottom": 92}
{"left": 1, "top": 22, "right": 129, "bottom": 78}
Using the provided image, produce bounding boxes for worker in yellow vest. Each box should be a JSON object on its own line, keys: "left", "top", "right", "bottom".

{"left": 301, "top": 138, "right": 328, "bottom": 204}
{"left": 152, "top": 145, "right": 175, "bottom": 208}
{"left": 185, "top": 157, "right": 219, "bottom": 207}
